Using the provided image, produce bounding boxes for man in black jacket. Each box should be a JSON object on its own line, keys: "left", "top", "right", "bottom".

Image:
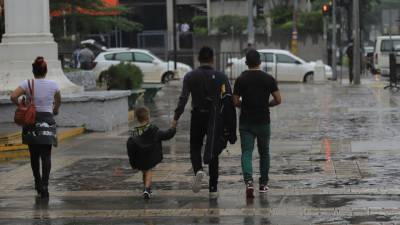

{"left": 172, "top": 46, "right": 233, "bottom": 198}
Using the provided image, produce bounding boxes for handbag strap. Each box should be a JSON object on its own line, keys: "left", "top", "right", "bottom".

{"left": 27, "top": 79, "right": 35, "bottom": 104}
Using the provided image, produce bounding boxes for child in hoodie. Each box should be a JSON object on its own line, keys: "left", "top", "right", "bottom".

{"left": 127, "top": 106, "right": 176, "bottom": 199}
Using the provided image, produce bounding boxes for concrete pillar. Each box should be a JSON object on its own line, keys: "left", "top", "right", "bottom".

{"left": 166, "top": 0, "right": 174, "bottom": 51}
{"left": 0, "top": 0, "right": 83, "bottom": 94}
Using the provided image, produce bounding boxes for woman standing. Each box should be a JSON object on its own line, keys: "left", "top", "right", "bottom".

{"left": 10, "top": 57, "right": 61, "bottom": 198}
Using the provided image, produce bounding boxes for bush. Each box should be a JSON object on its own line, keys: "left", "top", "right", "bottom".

{"left": 192, "top": 16, "right": 208, "bottom": 35}
{"left": 98, "top": 63, "right": 143, "bottom": 90}
{"left": 270, "top": 6, "right": 292, "bottom": 28}
{"left": 269, "top": 6, "right": 323, "bottom": 33}
{"left": 194, "top": 27, "right": 208, "bottom": 36}
{"left": 299, "top": 11, "right": 323, "bottom": 33}
{"left": 213, "top": 15, "right": 247, "bottom": 35}
{"left": 192, "top": 16, "right": 208, "bottom": 28}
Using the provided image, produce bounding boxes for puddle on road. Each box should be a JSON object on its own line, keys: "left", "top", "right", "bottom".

{"left": 282, "top": 166, "right": 323, "bottom": 175}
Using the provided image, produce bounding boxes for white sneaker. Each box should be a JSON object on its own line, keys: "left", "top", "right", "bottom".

{"left": 209, "top": 191, "right": 219, "bottom": 199}
{"left": 192, "top": 170, "right": 205, "bottom": 193}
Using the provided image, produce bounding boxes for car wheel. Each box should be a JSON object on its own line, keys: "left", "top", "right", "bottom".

{"left": 304, "top": 72, "right": 314, "bottom": 83}
{"left": 162, "top": 72, "right": 174, "bottom": 84}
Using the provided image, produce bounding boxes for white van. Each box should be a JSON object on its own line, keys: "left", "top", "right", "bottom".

{"left": 374, "top": 35, "right": 400, "bottom": 76}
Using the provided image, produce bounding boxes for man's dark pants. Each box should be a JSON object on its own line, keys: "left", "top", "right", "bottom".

{"left": 190, "top": 110, "right": 219, "bottom": 191}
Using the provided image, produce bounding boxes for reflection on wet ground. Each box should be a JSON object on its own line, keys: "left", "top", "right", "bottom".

{"left": 2, "top": 79, "right": 400, "bottom": 224}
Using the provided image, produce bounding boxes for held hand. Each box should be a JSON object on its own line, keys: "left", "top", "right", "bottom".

{"left": 53, "top": 108, "right": 59, "bottom": 116}
{"left": 171, "top": 120, "right": 178, "bottom": 129}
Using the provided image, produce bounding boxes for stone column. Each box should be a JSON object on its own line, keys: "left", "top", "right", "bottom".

{"left": 0, "top": 0, "right": 83, "bottom": 94}
{"left": 166, "top": 0, "right": 174, "bottom": 51}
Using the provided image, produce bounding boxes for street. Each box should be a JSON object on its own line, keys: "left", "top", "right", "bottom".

{"left": 1, "top": 78, "right": 400, "bottom": 224}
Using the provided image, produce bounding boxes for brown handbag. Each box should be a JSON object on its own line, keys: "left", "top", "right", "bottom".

{"left": 14, "top": 79, "right": 36, "bottom": 126}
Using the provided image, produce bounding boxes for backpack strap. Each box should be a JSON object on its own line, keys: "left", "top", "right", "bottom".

{"left": 27, "top": 79, "right": 35, "bottom": 104}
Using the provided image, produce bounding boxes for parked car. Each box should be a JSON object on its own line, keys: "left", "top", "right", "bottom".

{"left": 374, "top": 35, "right": 400, "bottom": 76}
{"left": 225, "top": 49, "right": 333, "bottom": 82}
{"left": 92, "top": 49, "right": 192, "bottom": 83}
{"left": 80, "top": 39, "right": 107, "bottom": 57}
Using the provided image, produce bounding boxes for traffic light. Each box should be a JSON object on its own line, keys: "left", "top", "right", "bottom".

{"left": 322, "top": 3, "right": 331, "bottom": 16}
{"left": 256, "top": 3, "right": 264, "bottom": 18}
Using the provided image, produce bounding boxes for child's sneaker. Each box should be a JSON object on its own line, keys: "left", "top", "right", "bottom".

{"left": 143, "top": 187, "right": 152, "bottom": 199}
{"left": 192, "top": 170, "right": 205, "bottom": 193}
{"left": 245, "top": 182, "right": 254, "bottom": 198}
{"left": 259, "top": 184, "right": 269, "bottom": 193}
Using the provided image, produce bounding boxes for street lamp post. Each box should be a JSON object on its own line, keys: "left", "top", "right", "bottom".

{"left": 332, "top": 0, "right": 337, "bottom": 80}
{"left": 247, "top": 0, "right": 254, "bottom": 45}
{"left": 291, "top": 0, "right": 298, "bottom": 55}
{"left": 173, "top": 0, "right": 177, "bottom": 70}
{"left": 353, "top": 0, "right": 361, "bottom": 84}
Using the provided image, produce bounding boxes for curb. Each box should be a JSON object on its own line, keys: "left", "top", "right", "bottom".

{"left": 0, "top": 127, "right": 85, "bottom": 160}
{"left": 0, "top": 132, "right": 22, "bottom": 145}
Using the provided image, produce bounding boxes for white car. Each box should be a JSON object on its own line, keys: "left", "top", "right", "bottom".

{"left": 225, "top": 49, "right": 333, "bottom": 82}
{"left": 92, "top": 49, "right": 192, "bottom": 83}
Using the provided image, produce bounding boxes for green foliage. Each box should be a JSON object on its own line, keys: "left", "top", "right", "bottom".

{"left": 79, "top": 16, "right": 142, "bottom": 34}
{"left": 270, "top": 6, "right": 292, "bottom": 28}
{"left": 311, "top": 0, "right": 325, "bottom": 11}
{"left": 98, "top": 63, "right": 143, "bottom": 90}
{"left": 192, "top": 16, "right": 208, "bottom": 35}
{"left": 299, "top": 11, "right": 323, "bottom": 33}
{"left": 279, "top": 21, "right": 293, "bottom": 31}
{"left": 213, "top": 15, "right": 247, "bottom": 34}
{"left": 193, "top": 27, "right": 208, "bottom": 36}
{"left": 50, "top": 0, "right": 142, "bottom": 38}
{"left": 268, "top": 6, "right": 323, "bottom": 33}
{"left": 192, "top": 16, "right": 207, "bottom": 28}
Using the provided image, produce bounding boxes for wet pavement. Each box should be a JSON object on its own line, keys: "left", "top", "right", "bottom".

{"left": 1, "top": 77, "right": 400, "bottom": 224}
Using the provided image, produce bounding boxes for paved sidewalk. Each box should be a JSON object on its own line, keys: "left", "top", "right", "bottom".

{"left": 1, "top": 78, "right": 400, "bottom": 224}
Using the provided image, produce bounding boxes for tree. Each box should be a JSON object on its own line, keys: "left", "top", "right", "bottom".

{"left": 192, "top": 16, "right": 208, "bottom": 35}
{"left": 213, "top": 15, "right": 247, "bottom": 35}
{"left": 50, "top": 0, "right": 142, "bottom": 39}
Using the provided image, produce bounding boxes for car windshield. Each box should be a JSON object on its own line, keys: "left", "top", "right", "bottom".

{"left": 381, "top": 40, "right": 400, "bottom": 52}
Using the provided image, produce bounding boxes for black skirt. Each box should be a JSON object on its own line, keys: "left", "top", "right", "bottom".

{"left": 22, "top": 112, "right": 57, "bottom": 147}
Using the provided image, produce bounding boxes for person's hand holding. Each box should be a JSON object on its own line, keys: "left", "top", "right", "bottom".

{"left": 53, "top": 108, "right": 59, "bottom": 116}
{"left": 171, "top": 120, "right": 178, "bottom": 129}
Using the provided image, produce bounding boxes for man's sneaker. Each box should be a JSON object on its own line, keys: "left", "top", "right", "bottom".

{"left": 245, "top": 182, "right": 255, "bottom": 198}
{"left": 192, "top": 170, "right": 205, "bottom": 193}
{"left": 209, "top": 191, "right": 219, "bottom": 199}
{"left": 209, "top": 186, "right": 218, "bottom": 199}
{"left": 259, "top": 184, "right": 269, "bottom": 193}
{"left": 143, "top": 188, "right": 152, "bottom": 199}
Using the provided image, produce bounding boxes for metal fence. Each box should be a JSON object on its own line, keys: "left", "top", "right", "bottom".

{"left": 215, "top": 52, "right": 244, "bottom": 80}
{"left": 138, "top": 31, "right": 168, "bottom": 49}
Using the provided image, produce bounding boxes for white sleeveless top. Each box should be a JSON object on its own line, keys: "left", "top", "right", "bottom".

{"left": 19, "top": 79, "right": 60, "bottom": 113}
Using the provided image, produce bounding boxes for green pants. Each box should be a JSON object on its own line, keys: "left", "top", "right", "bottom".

{"left": 239, "top": 122, "right": 271, "bottom": 185}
